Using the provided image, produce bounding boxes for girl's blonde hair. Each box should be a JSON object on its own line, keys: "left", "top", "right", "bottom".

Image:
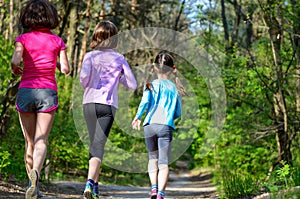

{"left": 90, "top": 21, "right": 118, "bottom": 49}
{"left": 146, "top": 52, "right": 188, "bottom": 96}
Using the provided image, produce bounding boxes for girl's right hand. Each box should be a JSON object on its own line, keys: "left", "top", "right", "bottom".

{"left": 131, "top": 118, "right": 141, "bottom": 130}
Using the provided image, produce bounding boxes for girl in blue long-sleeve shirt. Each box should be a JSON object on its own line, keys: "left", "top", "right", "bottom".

{"left": 132, "top": 52, "right": 187, "bottom": 199}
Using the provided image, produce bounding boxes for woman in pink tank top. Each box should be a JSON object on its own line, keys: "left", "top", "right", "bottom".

{"left": 10, "top": 0, "right": 70, "bottom": 198}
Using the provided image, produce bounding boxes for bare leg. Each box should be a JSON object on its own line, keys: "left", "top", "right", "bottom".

{"left": 148, "top": 159, "right": 159, "bottom": 185}
{"left": 158, "top": 164, "right": 169, "bottom": 191}
{"left": 88, "top": 157, "right": 101, "bottom": 181}
{"left": 19, "top": 112, "right": 36, "bottom": 177}
{"left": 19, "top": 111, "right": 55, "bottom": 175}
{"left": 32, "top": 111, "right": 55, "bottom": 173}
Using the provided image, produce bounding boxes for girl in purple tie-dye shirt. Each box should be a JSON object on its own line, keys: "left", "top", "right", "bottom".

{"left": 80, "top": 21, "right": 137, "bottom": 199}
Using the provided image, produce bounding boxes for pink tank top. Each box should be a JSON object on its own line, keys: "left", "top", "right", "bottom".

{"left": 15, "top": 28, "right": 66, "bottom": 91}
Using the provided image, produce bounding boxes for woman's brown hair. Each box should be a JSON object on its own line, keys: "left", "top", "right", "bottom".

{"left": 19, "top": 0, "right": 60, "bottom": 29}
{"left": 90, "top": 21, "right": 118, "bottom": 49}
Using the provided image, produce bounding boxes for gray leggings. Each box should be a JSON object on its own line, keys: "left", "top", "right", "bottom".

{"left": 144, "top": 124, "right": 173, "bottom": 165}
{"left": 83, "top": 103, "right": 116, "bottom": 160}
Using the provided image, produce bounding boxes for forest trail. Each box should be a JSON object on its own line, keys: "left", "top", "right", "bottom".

{"left": 0, "top": 165, "right": 219, "bottom": 199}
{"left": 47, "top": 171, "right": 218, "bottom": 199}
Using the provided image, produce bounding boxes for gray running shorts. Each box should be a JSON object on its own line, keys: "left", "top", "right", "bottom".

{"left": 16, "top": 88, "right": 58, "bottom": 113}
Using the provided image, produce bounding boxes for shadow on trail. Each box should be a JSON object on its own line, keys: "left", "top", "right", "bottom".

{"left": 166, "top": 171, "right": 218, "bottom": 199}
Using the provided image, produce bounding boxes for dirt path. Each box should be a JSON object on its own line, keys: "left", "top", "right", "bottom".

{"left": 0, "top": 169, "right": 218, "bottom": 199}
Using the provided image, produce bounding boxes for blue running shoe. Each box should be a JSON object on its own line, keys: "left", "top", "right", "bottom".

{"left": 83, "top": 183, "right": 93, "bottom": 199}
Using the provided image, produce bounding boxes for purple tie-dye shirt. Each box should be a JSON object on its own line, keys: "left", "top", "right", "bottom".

{"left": 80, "top": 49, "right": 137, "bottom": 108}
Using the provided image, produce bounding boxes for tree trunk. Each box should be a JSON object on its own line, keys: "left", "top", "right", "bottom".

{"left": 291, "top": 0, "right": 300, "bottom": 121}
{"left": 66, "top": 1, "right": 78, "bottom": 77}
{"left": 78, "top": 0, "right": 91, "bottom": 75}
{"left": 221, "top": 0, "right": 243, "bottom": 67}
{"left": 9, "top": 0, "right": 13, "bottom": 40}
{"left": 99, "top": 0, "right": 105, "bottom": 20}
{"left": 0, "top": 1, "right": 5, "bottom": 35}
{"left": 290, "top": 1, "right": 300, "bottom": 159}
{"left": 258, "top": 0, "right": 292, "bottom": 166}
{"left": 231, "top": 0, "right": 241, "bottom": 45}
{"left": 131, "top": 0, "right": 136, "bottom": 12}
{"left": 221, "top": 0, "right": 229, "bottom": 48}
{"left": 245, "top": 6, "right": 255, "bottom": 49}
{"left": 59, "top": 0, "right": 71, "bottom": 37}
{"left": 174, "top": 0, "right": 185, "bottom": 31}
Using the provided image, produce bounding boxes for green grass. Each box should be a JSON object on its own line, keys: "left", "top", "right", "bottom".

{"left": 271, "top": 187, "right": 300, "bottom": 199}
{"left": 220, "top": 171, "right": 259, "bottom": 198}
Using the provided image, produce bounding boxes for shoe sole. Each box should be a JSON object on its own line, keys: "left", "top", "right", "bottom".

{"left": 83, "top": 191, "right": 93, "bottom": 199}
{"left": 151, "top": 195, "right": 157, "bottom": 199}
{"left": 26, "top": 169, "right": 38, "bottom": 199}
{"left": 92, "top": 194, "right": 99, "bottom": 199}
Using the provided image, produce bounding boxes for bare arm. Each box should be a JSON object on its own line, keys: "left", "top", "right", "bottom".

{"left": 59, "top": 50, "right": 70, "bottom": 75}
{"left": 11, "top": 42, "right": 23, "bottom": 75}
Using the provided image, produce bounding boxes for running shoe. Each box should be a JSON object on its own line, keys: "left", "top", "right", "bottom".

{"left": 156, "top": 195, "right": 164, "bottom": 199}
{"left": 83, "top": 186, "right": 93, "bottom": 199}
{"left": 27, "top": 181, "right": 43, "bottom": 198}
{"left": 37, "top": 190, "right": 43, "bottom": 198}
{"left": 26, "top": 169, "right": 38, "bottom": 199}
{"left": 92, "top": 193, "right": 99, "bottom": 199}
{"left": 150, "top": 189, "right": 157, "bottom": 199}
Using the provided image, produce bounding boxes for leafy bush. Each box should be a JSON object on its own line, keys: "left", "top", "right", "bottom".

{"left": 0, "top": 36, "right": 14, "bottom": 94}
{"left": 0, "top": 148, "right": 11, "bottom": 179}
{"left": 219, "top": 170, "right": 259, "bottom": 198}
{"left": 276, "top": 161, "right": 292, "bottom": 188}
{"left": 261, "top": 162, "right": 300, "bottom": 197}
{"left": 292, "top": 166, "right": 300, "bottom": 186}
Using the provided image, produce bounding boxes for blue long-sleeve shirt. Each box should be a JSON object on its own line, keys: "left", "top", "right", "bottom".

{"left": 134, "top": 79, "right": 182, "bottom": 129}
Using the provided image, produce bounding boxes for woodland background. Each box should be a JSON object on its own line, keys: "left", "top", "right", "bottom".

{"left": 0, "top": 0, "right": 300, "bottom": 198}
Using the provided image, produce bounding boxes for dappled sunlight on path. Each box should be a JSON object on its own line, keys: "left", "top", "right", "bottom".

{"left": 0, "top": 168, "right": 218, "bottom": 199}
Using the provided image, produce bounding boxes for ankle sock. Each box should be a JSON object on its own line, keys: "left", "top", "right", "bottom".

{"left": 151, "top": 184, "right": 158, "bottom": 191}
{"left": 93, "top": 182, "right": 99, "bottom": 195}
{"left": 85, "top": 179, "right": 95, "bottom": 190}
{"left": 158, "top": 190, "right": 165, "bottom": 197}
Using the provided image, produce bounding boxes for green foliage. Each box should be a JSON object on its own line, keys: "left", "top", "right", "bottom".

{"left": 0, "top": 36, "right": 14, "bottom": 110}
{"left": 0, "top": 36, "right": 14, "bottom": 86}
{"left": 273, "top": 190, "right": 300, "bottom": 199}
{"left": 174, "top": 60, "right": 212, "bottom": 168}
{"left": 0, "top": 148, "right": 11, "bottom": 179}
{"left": 291, "top": 166, "right": 300, "bottom": 186}
{"left": 1, "top": 113, "right": 29, "bottom": 180}
{"left": 1, "top": 2, "right": 300, "bottom": 197}
{"left": 261, "top": 164, "right": 300, "bottom": 198}
{"left": 276, "top": 161, "right": 291, "bottom": 188}
{"left": 48, "top": 87, "right": 89, "bottom": 179}
{"left": 219, "top": 170, "right": 259, "bottom": 198}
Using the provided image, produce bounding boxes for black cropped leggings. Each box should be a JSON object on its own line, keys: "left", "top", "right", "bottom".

{"left": 83, "top": 103, "right": 116, "bottom": 160}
